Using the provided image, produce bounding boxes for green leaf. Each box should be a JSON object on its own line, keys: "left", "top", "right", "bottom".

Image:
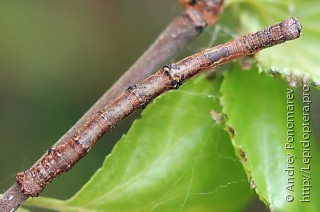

{"left": 221, "top": 65, "right": 320, "bottom": 211}
{"left": 54, "top": 76, "right": 253, "bottom": 211}
{"left": 226, "top": 0, "right": 320, "bottom": 85}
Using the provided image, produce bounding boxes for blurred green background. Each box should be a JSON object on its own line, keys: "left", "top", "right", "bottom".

{"left": 0, "top": 1, "right": 319, "bottom": 210}
{"left": 0, "top": 0, "right": 182, "bottom": 200}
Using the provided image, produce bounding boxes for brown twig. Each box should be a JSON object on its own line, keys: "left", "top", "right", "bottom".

{"left": 0, "top": 1, "right": 224, "bottom": 211}
{"left": 0, "top": 184, "right": 28, "bottom": 212}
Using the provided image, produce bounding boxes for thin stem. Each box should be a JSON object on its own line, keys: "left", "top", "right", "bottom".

{"left": 23, "top": 196, "right": 66, "bottom": 212}
{"left": 0, "top": 184, "right": 29, "bottom": 212}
